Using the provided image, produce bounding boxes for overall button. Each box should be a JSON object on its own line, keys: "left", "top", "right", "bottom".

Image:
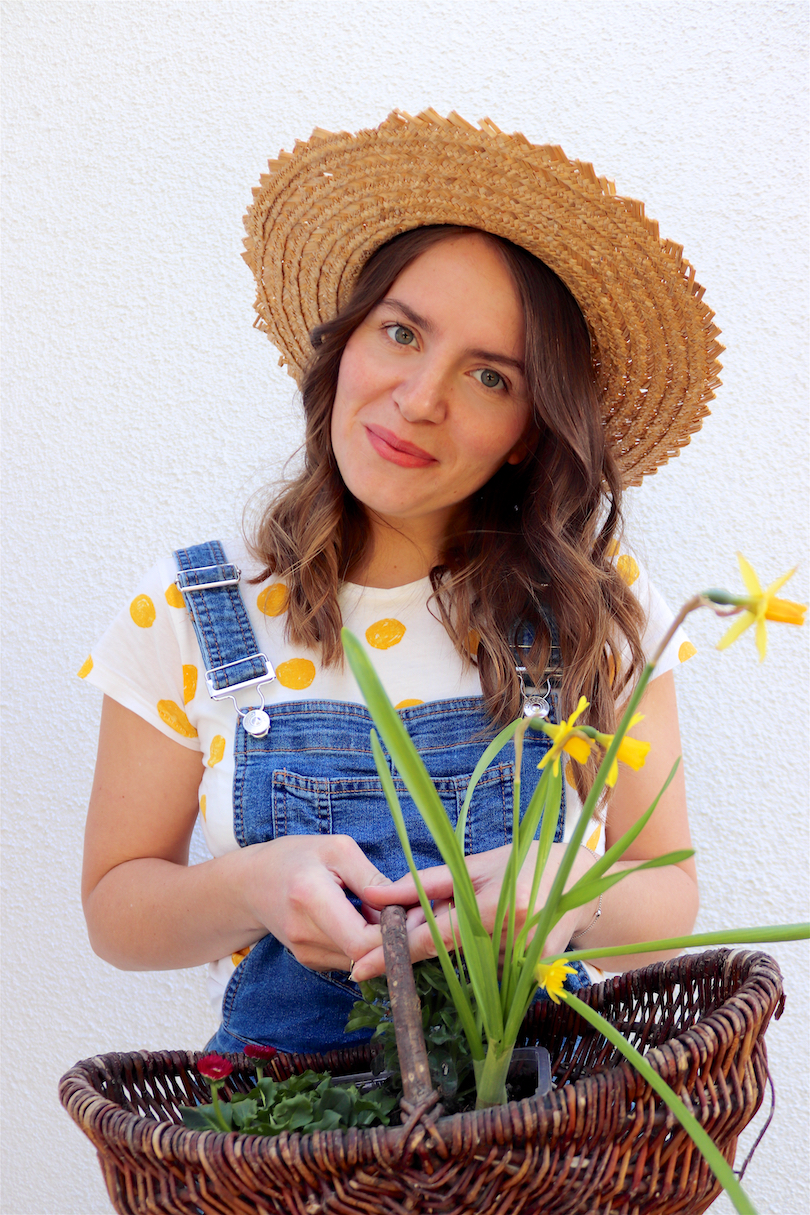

{"left": 243, "top": 708, "right": 271, "bottom": 738}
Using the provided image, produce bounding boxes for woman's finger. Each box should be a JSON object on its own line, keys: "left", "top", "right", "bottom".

{"left": 362, "top": 862, "right": 454, "bottom": 907}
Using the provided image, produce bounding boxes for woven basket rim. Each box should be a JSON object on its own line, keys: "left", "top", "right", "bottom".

{"left": 59, "top": 947, "right": 783, "bottom": 1164}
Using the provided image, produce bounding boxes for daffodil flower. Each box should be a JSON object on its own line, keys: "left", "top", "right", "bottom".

{"left": 537, "top": 696, "right": 593, "bottom": 777}
{"left": 716, "top": 553, "right": 807, "bottom": 661}
{"left": 594, "top": 714, "right": 651, "bottom": 787}
{"left": 534, "top": 959, "right": 576, "bottom": 1003}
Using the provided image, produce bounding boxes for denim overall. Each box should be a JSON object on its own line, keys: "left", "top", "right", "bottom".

{"left": 175, "top": 541, "right": 590, "bottom": 1056}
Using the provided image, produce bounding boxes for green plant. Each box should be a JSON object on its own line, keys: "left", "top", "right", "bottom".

{"left": 345, "top": 959, "right": 477, "bottom": 1112}
{"left": 341, "top": 555, "right": 808, "bottom": 1215}
{"left": 182, "top": 1060, "right": 398, "bottom": 1136}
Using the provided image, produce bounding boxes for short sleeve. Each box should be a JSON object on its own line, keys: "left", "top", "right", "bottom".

{"left": 77, "top": 557, "right": 203, "bottom": 751}
{"left": 612, "top": 549, "right": 694, "bottom": 682}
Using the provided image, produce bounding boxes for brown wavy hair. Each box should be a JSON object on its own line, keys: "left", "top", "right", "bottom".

{"left": 248, "top": 225, "right": 645, "bottom": 801}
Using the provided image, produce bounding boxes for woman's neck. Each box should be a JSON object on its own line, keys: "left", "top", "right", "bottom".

{"left": 346, "top": 516, "right": 445, "bottom": 588}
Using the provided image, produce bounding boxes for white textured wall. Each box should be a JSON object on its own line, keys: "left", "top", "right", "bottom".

{"left": 2, "top": 2, "right": 807, "bottom": 1212}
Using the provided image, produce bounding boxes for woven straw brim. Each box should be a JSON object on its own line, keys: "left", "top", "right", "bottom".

{"left": 244, "top": 109, "right": 723, "bottom": 486}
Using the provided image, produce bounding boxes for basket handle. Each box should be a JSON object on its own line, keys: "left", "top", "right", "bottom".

{"left": 380, "top": 904, "right": 437, "bottom": 1110}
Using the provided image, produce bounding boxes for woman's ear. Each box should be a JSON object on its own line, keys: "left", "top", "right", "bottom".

{"left": 505, "top": 438, "right": 531, "bottom": 465}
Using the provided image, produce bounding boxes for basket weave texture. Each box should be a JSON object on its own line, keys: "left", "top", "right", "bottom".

{"left": 60, "top": 948, "right": 782, "bottom": 1215}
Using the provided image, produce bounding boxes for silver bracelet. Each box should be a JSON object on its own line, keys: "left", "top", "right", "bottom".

{"left": 571, "top": 894, "right": 602, "bottom": 941}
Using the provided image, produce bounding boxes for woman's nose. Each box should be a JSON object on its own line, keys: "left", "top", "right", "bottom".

{"left": 393, "top": 361, "right": 449, "bottom": 424}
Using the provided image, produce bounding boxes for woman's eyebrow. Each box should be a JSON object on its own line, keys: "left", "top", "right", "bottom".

{"left": 468, "top": 347, "right": 525, "bottom": 375}
{"left": 378, "top": 297, "right": 435, "bottom": 334}
{"left": 378, "top": 297, "right": 525, "bottom": 374}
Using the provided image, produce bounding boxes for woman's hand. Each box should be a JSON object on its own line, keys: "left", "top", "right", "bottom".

{"left": 241, "top": 834, "right": 390, "bottom": 973}
{"left": 82, "top": 697, "right": 389, "bottom": 972}
{"left": 354, "top": 669, "right": 699, "bottom": 981}
{"left": 350, "top": 842, "right": 597, "bottom": 982}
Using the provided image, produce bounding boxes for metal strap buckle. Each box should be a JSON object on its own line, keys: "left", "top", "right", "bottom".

{"left": 518, "top": 669, "right": 551, "bottom": 719}
{"left": 204, "top": 654, "right": 276, "bottom": 699}
{"left": 175, "top": 563, "right": 241, "bottom": 593}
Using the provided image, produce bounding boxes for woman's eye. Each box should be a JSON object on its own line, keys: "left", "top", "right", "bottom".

{"left": 473, "top": 368, "right": 505, "bottom": 390}
{"left": 385, "top": 324, "right": 416, "bottom": 346}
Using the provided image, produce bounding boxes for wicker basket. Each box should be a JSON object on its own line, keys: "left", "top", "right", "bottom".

{"left": 60, "top": 939, "right": 783, "bottom": 1215}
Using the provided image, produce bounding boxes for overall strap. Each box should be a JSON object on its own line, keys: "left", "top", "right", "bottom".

{"left": 173, "top": 540, "right": 275, "bottom": 700}
{"left": 512, "top": 608, "right": 563, "bottom": 722}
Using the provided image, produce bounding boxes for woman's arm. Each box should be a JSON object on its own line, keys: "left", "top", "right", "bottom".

{"left": 572, "top": 668, "right": 699, "bottom": 969}
{"left": 82, "top": 696, "right": 388, "bottom": 972}
{"left": 354, "top": 670, "right": 698, "bottom": 979}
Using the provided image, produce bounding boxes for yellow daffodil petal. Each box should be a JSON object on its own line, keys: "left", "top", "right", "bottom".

{"left": 716, "top": 611, "right": 755, "bottom": 651}
{"left": 537, "top": 697, "right": 591, "bottom": 778}
{"left": 765, "top": 597, "right": 807, "bottom": 625}
{"left": 604, "top": 758, "right": 619, "bottom": 787}
{"left": 616, "top": 735, "right": 651, "bottom": 771}
{"left": 762, "top": 566, "right": 798, "bottom": 601}
{"left": 736, "top": 552, "right": 762, "bottom": 597}
{"left": 755, "top": 617, "right": 767, "bottom": 662}
{"left": 720, "top": 559, "right": 803, "bottom": 659}
{"left": 564, "top": 735, "right": 593, "bottom": 765}
{"left": 535, "top": 959, "right": 576, "bottom": 1003}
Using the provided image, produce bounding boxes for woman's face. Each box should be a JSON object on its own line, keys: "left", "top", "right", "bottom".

{"left": 330, "top": 233, "right": 533, "bottom": 545}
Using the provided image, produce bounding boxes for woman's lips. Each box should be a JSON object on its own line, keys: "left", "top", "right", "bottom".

{"left": 364, "top": 424, "right": 437, "bottom": 469}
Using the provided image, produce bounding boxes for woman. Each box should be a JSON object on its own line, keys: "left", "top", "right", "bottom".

{"left": 80, "top": 112, "right": 716, "bottom": 1055}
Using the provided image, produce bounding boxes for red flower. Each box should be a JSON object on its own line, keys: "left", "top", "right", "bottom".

{"left": 197, "top": 1053, "right": 234, "bottom": 1081}
{"left": 245, "top": 1044, "right": 277, "bottom": 1060}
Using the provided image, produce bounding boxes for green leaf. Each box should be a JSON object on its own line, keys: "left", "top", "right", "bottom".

{"left": 457, "top": 719, "right": 521, "bottom": 842}
{"left": 369, "top": 730, "right": 484, "bottom": 1058}
{"left": 551, "top": 851, "right": 696, "bottom": 920}
{"left": 180, "top": 1105, "right": 223, "bottom": 1132}
{"left": 343, "top": 630, "right": 467, "bottom": 871}
{"left": 564, "top": 993, "right": 758, "bottom": 1215}
{"left": 564, "top": 758, "right": 681, "bottom": 901}
{"left": 555, "top": 922, "right": 810, "bottom": 965}
{"left": 230, "top": 1098, "right": 258, "bottom": 1129}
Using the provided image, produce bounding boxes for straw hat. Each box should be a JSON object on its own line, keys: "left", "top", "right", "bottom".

{"left": 243, "top": 109, "right": 723, "bottom": 486}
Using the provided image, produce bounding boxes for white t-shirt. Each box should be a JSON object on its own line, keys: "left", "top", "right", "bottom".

{"left": 79, "top": 537, "right": 693, "bottom": 1012}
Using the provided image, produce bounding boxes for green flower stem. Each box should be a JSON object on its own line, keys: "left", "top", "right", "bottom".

{"left": 544, "top": 922, "right": 810, "bottom": 967}
{"left": 503, "top": 665, "right": 656, "bottom": 1045}
{"left": 564, "top": 993, "right": 757, "bottom": 1215}
{"left": 209, "top": 1082, "right": 230, "bottom": 1133}
{"left": 474, "top": 1041, "right": 512, "bottom": 1109}
{"left": 703, "top": 589, "right": 750, "bottom": 607}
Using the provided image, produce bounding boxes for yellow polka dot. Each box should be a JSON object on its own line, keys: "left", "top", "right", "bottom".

{"left": 585, "top": 823, "right": 602, "bottom": 852}
{"left": 616, "top": 555, "right": 640, "bottom": 587}
{"left": 165, "top": 583, "right": 185, "bottom": 609}
{"left": 678, "top": 640, "right": 697, "bottom": 663}
{"left": 231, "top": 945, "right": 252, "bottom": 968}
{"left": 276, "top": 658, "right": 316, "bottom": 690}
{"left": 365, "top": 618, "right": 406, "bottom": 649}
{"left": 182, "top": 665, "right": 198, "bottom": 704}
{"left": 208, "top": 735, "right": 226, "bottom": 766}
{"left": 77, "top": 655, "right": 93, "bottom": 679}
{"left": 467, "top": 629, "right": 481, "bottom": 656}
{"left": 157, "top": 699, "right": 198, "bottom": 738}
{"left": 130, "top": 594, "right": 156, "bottom": 628}
{"left": 395, "top": 699, "right": 424, "bottom": 709}
{"left": 199, "top": 794, "right": 207, "bottom": 821}
{"left": 258, "top": 584, "right": 288, "bottom": 616}
{"left": 564, "top": 762, "right": 578, "bottom": 789}
{"left": 606, "top": 539, "right": 621, "bottom": 557}
{"left": 607, "top": 652, "right": 619, "bottom": 687}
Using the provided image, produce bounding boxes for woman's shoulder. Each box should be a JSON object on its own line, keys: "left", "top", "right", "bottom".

{"left": 610, "top": 542, "right": 695, "bottom": 675}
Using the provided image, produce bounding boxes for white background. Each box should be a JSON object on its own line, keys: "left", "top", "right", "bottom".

{"left": 2, "top": 2, "right": 808, "bottom": 1212}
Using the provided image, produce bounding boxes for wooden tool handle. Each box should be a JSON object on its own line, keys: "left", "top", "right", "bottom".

{"left": 379, "top": 904, "right": 436, "bottom": 1108}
